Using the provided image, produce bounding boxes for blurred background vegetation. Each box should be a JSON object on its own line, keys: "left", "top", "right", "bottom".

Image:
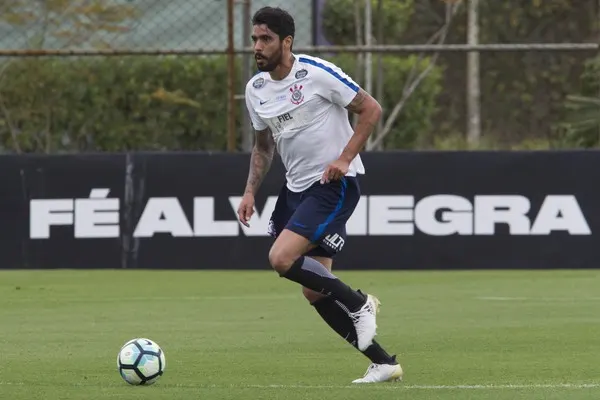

{"left": 0, "top": 0, "right": 597, "bottom": 153}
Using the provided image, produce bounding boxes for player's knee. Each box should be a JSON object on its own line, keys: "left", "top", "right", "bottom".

{"left": 302, "top": 286, "right": 326, "bottom": 303}
{"left": 268, "top": 246, "right": 295, "bottom": 275}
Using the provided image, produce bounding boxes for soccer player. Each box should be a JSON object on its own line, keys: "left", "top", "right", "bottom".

{"left": 236, "top": 6, "right": 403, "bottom": 384}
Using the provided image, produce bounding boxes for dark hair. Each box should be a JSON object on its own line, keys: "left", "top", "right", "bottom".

{"left": 252, "top": 7, "right": 295, "bottom": 46}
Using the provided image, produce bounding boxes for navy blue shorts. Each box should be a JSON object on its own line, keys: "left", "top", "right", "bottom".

{"left": 267, "top": 176, "right": 360, "bottom": 258}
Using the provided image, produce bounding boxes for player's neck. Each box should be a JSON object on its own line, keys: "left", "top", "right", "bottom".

{"left": 269, "top": 54, "right": 295, "bottom": 81}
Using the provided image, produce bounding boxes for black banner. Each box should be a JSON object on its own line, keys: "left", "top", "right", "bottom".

{"left": 4, "top": 151, "right": 599, "bottom": 270}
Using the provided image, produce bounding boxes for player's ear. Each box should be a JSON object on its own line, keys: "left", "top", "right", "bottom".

{"left": 283, "top": 36, "right": 293, "bottom": 51}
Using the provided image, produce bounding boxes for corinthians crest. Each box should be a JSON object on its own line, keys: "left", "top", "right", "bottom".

{"left": 289, "top": 84, "right": 304, "bottom": 105}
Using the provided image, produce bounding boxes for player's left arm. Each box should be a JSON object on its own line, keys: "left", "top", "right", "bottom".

{"left": 339, "top": 88, "right": 382, "bottom": 164}
{"left": 321, "top": 88, "right": 382, "bottom": 184}
{"left": 313, "top": 60, "right": 382, "bottom": 183}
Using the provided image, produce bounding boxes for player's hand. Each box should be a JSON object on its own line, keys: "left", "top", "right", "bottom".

{"left": 321, "top": 159, "right": 350, "bottom": 184}
{"left": 237, "top": 192, "right": 255, "bottom": 227}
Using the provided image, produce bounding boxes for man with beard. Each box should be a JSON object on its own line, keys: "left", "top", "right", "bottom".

{"left": 237, "top": 6, "right": 403, "bottom": 384}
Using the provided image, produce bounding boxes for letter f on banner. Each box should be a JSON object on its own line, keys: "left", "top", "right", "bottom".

{"left": 30, "top": 199, "right": 74, "bottom": 239}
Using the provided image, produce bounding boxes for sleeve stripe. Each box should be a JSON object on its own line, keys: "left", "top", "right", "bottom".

{"left": 299, "top": 57, "right": 359, "bottom": 93}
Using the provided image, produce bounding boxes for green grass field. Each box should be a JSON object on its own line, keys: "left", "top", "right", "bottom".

{"left": 1, "top": 269, "right": 599, "bottom": 400}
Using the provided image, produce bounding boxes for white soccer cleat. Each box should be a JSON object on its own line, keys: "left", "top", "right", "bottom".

{"left": 351, "top": 362, "right": 403, "bottom": 384}
{"left": 348, "top": 293, "right": 380, "bottom": 351}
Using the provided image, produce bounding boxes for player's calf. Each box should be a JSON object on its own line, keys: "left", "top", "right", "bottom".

{"left": 311, "top": 295, "right": 399, "bottom": 367}
{"left": 302, "top": 286, "right": 327, "bottom": 303}
{"left": 301, "top": 255, "right": 331, "bottom": 303}
{"left": 270, "top": 229, "right": 377, "bottom": 350}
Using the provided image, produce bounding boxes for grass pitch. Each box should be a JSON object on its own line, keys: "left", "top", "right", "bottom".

{"left": 0, "top": 268, "right": 599, "bottom": 400}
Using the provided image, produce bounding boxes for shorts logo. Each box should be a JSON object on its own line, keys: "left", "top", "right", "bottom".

{"left": 295, "top": 69, "right": 308, "bottom": 79}
{"left": 323, "top": 233, "right": 345, "bottom": 252}
{"left": 290, "top": 84, "right": 304, "bottom": 105}
{"left": 253, "top": 77, "right": 265, "bottom": 89}
{"left": 267, "top": 219, "right": 277, "bottom": 237}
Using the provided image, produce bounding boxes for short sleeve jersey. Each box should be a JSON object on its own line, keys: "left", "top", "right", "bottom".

{"left": 245, "top": 54, "right": 366, "bottom": 193}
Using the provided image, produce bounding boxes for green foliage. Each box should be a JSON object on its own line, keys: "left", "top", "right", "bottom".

{"left": 0, "top": 56, "right": 241, "bottom": 153}
{"left": 329, "top": 54, "right": 442, "bottom": 149}
{"left": 0, "top": 0, "right": 139, "bottom": 48}
{"left": 426, "top": 133, "right": 557, "bottom": 151}
{"left": 402, "top": 0, "right": 596, "bottom": 148}
{"left": 579, "top": 57, "right": 600, "bottom": 97}
{"left": 322, "top": 0, "right": 596, "bottom": 148}
{"left": 473, "top": 0, "right": 593, "bottom": 146}
{"left": 557, "top": 56, "right": 600, "bottom": 148}
{"left": 563, "top": 95, "right": 600, "bottom": 148}
{"left": 321, "top": 0, "right": 414, "bottom": 45}
{"left": 0, "top": 53, "right": 439, "bottom": 153}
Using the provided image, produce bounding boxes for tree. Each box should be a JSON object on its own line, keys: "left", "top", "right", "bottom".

{"left": 559, "top": 57, "right": 600, "bottom": 148}
{"left": 321, "top": 0, "right": 414, "bottom": 46}
{"left": 320, "top": 0, "right": 461, "bottom": 150}
{"left": 561, "top": 95, "right": 600, "bottom": 148}
{"left": 367, "top": 0, "right": 461, "bottom": 150}
{"left": 403, "top": 0, "right": 597, "bottom": 147}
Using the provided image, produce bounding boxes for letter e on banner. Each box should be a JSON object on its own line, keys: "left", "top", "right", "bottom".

{"left": 369, "top": 196, "right": 414, "bottom": 235}
{"left": 74, "top": 189, "right": 120, "bottom": 238}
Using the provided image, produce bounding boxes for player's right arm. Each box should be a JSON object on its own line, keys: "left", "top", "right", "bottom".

{"left": 238, "top": 127, "right": 275, "bottom": 227}
{"left": 238, "top": 83, "right": 275, "bottom": 227}
{"left": 244, "top": 127, "right": 275, "bottom": 197}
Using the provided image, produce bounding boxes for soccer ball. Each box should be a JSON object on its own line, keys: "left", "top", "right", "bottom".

{"left": 117, "top": 338, "right": 166, "bottom": 385}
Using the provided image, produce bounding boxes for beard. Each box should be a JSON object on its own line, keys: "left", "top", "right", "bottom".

{"left": 255, "top": 46, "right": 283, "bottom": 72}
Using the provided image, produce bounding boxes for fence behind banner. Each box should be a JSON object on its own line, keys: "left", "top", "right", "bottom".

{"left": 0, "top": 0, "right": 598, "bottom": 154}
{"left": 5, "top": 151, "right": 598, "bottom": 270}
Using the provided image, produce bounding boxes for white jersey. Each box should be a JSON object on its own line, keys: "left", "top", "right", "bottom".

{"left": 245, "top": 53, "right": 365, "bottom": 193}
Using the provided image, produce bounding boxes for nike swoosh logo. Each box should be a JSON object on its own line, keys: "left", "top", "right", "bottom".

{"left": 259, "top": 99, "right": 269, "bottom": 105}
